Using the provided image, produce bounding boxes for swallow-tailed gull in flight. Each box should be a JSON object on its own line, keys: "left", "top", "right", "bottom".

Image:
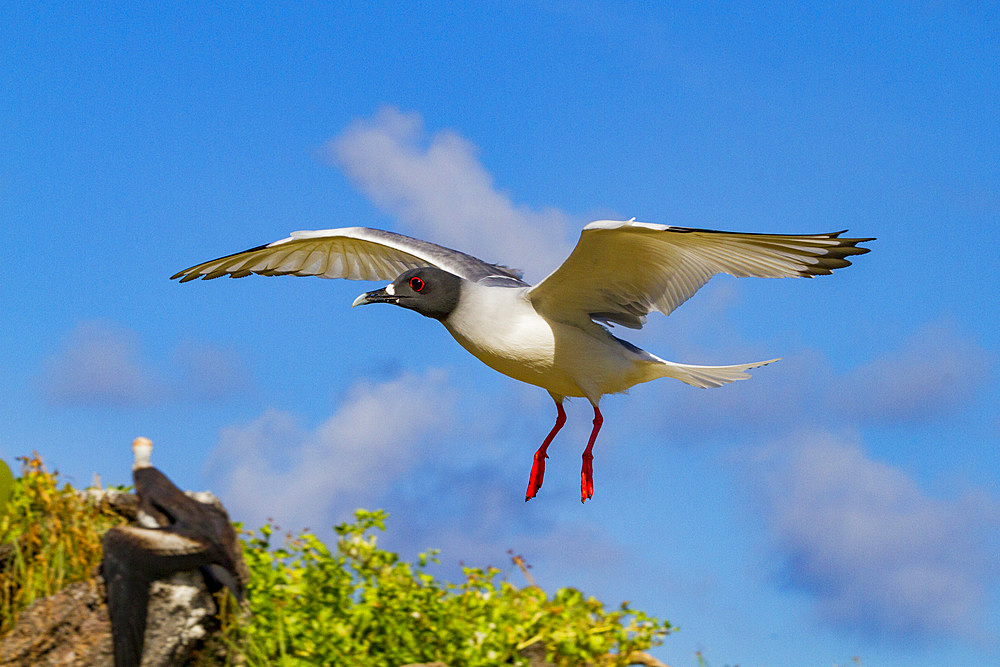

{"left": 173, "top": 220, "right": 873, "bottom": 502}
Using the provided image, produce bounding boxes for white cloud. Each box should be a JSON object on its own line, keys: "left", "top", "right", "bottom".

{"left": 40, "top": 320, "right": 253, "bottom": 408}
{"left": 326, "top": 106, "right": 578, "bottom": 281}
{"left": 834, "top": 320, "right": 993, "bottom": 423}
{"left": 200, "top": 371, "right": 627, "bottom": 591}
{"left": 746, "top": 430, "right": 999, "bottom": 641}
{"left": 637, "top": 317, "right": 992, "bottom": 442}
{"left": 618, "top": 307, "right": 998, "bottom": 642}
{"left": 205, "top": 369, "right": 455, "bottom": 532}
{"left": 41, "top": 320, "right": 167, "bottom": 407}
{"left": 173, "top": 340, "right": 253, "bottom": 401}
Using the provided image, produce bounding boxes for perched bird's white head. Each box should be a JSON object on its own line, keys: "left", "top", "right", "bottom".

{"left": 131, "top": 437, "right": 153, "bottom": 470}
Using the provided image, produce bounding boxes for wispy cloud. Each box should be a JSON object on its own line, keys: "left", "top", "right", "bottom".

{"left": 833, "top": 320, "right": 994, "bottom": 423}
{"left": 745, "top": 430, "right": 1000, "bottom": 641}
{"left": 326, "top": 106, "right": 579, "bottom": 281}
{"left": 205, "top": 369, "right": 456, "bottom": 532}
{"left": 39, "top": 320, "right": 252, "bottom": 408}
{"left": 618, "top": 311, "right": 999, "bottom": 641}
{"left": 40, "top": 320, "right": 167, "bottom": 407}
{"left": 173, "top": 341, "right": 253, "bottom": 402}
{"left": 641, "top": 317, "right": 992, "bottom": 441}
{"left": 200, "top": 369, "right": 626, "bottom": 590}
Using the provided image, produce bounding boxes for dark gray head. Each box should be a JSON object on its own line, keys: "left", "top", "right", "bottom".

{"left": 352, "top": 266, "right": 462, "bottom": 321}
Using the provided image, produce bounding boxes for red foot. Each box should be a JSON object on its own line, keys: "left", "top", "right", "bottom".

{"left": 525, "top": 449, "right": 547, "bottom": 500}
{"left": 581, "top": 452, "right": 593, "bottom": 501}
{"left": 580, "top": 405, "right": 603, "bottom": 503}
{"left": 525, "top": 401, "right": 566, "bottom": 501}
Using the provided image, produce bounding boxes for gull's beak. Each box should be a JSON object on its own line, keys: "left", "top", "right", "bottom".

{"left": 352, "top": 286, "right": 397, "bottom": 308}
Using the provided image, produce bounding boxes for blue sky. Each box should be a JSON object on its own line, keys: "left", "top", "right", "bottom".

{"left": 3, "top": 2, "right": 999, "bottom": 665}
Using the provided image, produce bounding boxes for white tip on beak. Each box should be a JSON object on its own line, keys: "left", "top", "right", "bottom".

{"left": 352, "top": 282, "right": 394, "bottom": 308}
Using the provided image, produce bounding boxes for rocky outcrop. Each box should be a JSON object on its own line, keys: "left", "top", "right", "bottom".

{"left": 0, "top": 489, "right": 239, "bottom": 667}
{"left": 0, "top": 570, "right": 220, "bottom": 667}
{"left": 0, "top": 579, "right": 112, "bottom": 666}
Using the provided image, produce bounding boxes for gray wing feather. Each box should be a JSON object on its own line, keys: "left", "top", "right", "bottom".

{"left": 171, "top": 227, "right": 525, "bottom": 284}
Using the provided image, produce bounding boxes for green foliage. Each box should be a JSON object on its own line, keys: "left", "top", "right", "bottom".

{"left": 0, "top": 455, "right": 127, "bottom": 634}
{"left": 0, "top": 458, "right": 672, "bottom": 665}
{"left": 222, "top": 509, "right": 672, "bottom": 666}
{"left": 0, "top": 460, "right": 13, "bottom": 514}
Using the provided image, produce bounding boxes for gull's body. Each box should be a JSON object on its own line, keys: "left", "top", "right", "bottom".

{"left": 173, "top": 220, "right": 873, "bottom": 501}
{"left": 444, "top": 282, "right": 743, "bottom": 399}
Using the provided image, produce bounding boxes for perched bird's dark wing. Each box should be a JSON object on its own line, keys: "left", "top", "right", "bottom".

{"left": 102, "top": 530, "right": 150, "bottom": 667}
{"left": 133, "top": 464, "right": 248, "bottom": 596}
{"left": 102, "top": 526, "right": 216, "bottom": 667}
{"left": 529, "top": 220, "right": 874, "bottom": 328}
{"left": 171, "top": 227, "right": 526, "bottom": 285}
{"left": 183, "top": 503, "right": 248, "bottom": 600}
{"left": 133, "top": 466, "right": 198, "bottom": 525}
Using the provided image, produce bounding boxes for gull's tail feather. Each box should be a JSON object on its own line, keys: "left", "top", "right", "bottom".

{"left": 656, "top": 357, "right": 780, "bottom": 388}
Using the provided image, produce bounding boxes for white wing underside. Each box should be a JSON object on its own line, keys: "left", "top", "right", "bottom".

{"left": 171, "top": 227, "right": 525, "bottom": 285}
{"left": 529, "top": 220, "right": 873, "bottom": 329}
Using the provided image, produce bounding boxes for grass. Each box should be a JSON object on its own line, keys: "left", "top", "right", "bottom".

{"left": 0, "top": 454, "right": 127, "bottom": 634}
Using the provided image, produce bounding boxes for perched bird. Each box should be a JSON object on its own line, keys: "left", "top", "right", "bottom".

{"left": 101, "top": 437, "right": 247, "bottom": 667}
{"left": 172, "top": 220, "right": 873, "bottom": 502}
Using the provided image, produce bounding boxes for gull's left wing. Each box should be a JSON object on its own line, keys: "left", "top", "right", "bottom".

{"left": 528, "top": 220, "right": 873, "bottom": 329}
{"left": 171, "top": 227, "right": 525, "bottom": 285}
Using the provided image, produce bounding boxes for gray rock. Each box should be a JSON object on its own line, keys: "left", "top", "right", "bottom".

{"left": 0, "top": 487, "right": 240, "bottom": 666}
{"left": 139, "top": 570, "right": 217, "bottom": 666}
{"left": 0, "top": 579, "right": 113, "bottom": 666}
{"left": 0, "top": 571, "right": 223, "bottom": 667}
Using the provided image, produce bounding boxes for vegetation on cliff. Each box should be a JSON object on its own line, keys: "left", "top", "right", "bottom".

{"left": 0, "top": 457, "right": 671, "bottom": 665}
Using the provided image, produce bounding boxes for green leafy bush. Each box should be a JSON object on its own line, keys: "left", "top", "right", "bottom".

{"left": 0, "top": 455, "right": 127, "bottom": 634}
{"left": 223, "top": 509, "right": 672, "bottom": 666}
{"left": 0, "top": 457, "right": 672, "bottom": 665}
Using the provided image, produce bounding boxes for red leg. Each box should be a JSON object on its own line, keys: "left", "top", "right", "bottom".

{"left": 580, "top": 405, "right": 603, "bottom": 503}
{"left": 525, "top": 401, "right": 566, "bottom": 501}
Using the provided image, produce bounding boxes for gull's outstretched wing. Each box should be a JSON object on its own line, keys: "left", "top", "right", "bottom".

{"left": 529, "top": 220, "right": 873, "bottom": 329}
{"left": 171, "top": 227, "right": 525, "bottom": 285}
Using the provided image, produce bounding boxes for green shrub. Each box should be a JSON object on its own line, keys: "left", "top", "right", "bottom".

{"left": 223, "top": 509, "right": 672, "bottom": 666}
{"left": 0, "top": 455, "right": 127, "bottom": 634}
{"left": 0, "top": 457, "right": 672, "bottom": 665}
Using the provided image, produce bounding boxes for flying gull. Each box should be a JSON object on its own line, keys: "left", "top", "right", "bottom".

{"left": 172, "top": 220, "right": 873, "bottom": 502}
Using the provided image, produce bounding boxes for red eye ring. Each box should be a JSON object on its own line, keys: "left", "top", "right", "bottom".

{"left": 409, "top": 276, "right": 425, "bottom": 292}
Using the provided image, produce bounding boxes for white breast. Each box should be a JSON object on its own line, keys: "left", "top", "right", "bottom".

{"left": 444, "top": 284, "right": 555, "bottom": 374}
{"left": 442, "top": 283, "right": 647, "bottom": 399}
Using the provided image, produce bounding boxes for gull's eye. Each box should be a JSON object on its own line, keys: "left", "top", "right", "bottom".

{"left": 408, "top": 276, "right": 425, "bottom": 292}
